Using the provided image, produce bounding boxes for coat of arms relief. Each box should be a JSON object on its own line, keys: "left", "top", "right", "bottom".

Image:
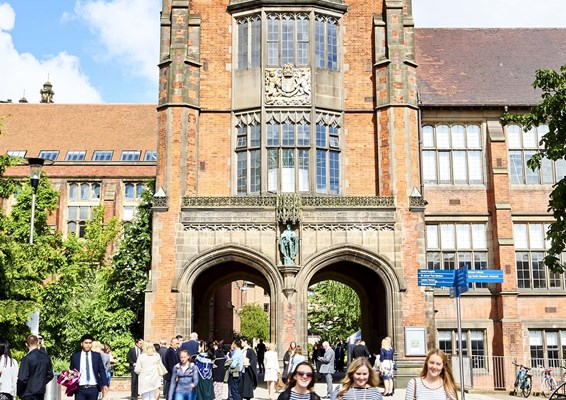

{"left": 265, "top": 64, "right": 311, "bottom": 106}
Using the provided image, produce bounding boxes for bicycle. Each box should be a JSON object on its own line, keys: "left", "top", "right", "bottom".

{"left": 512, "top": 361, "right": 532, "bottom": 397}
{"left": 541, "top": 367, "right": 558, "bottom": 397}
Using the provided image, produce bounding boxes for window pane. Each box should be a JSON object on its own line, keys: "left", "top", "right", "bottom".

{"left": 237, "top": 152, "right": 247, "bottom": 194}
{"left": 281, "top": 18, "right": 294, "bottom": 65}
{"left": 79, "top": 206, "right": 89, "bottom": 220}
{"left": 467, "top": 125, "right": 481, "bottom": 148}
{"left": 472, "top": 224, "right": 487, "bottom": 249}
{"left": 281, "top": 149, "right": 295, "bottom": 192}
{"left": 297, "top": 123, "right": 309, "bottom": 146}
{"left": 250, "top": 124, "right": 260, "bottom": 147}
{"left": 282, "top": 123, "right": 294, "bottom": 146}
{"left": 514, "top": 224, "right": 528, "bottom": 249}
{"left": 316, "top": 124, "right": 326, "bottom": 147}
{"left": 541, "top": 158, "right": 553, "bottom": 184}
{"left": 250, "top": 18, "right": 260, "bottom": 67}
{"left": 556, "top": 159, "right": 566, "bottom": 181}
{"left": 423, "top": 151, "right": 437, "bottom": 183}
{"left": 427, "top": 252, "right": 440, "bottom": 269}
{"left": 453, "top": 151, "right": 467, "bottom": 184}
{"left": 443, "top": 252, "right": 455, "bottom": 270}
{"left": 437, "top": 125, "right": 450, "bottom": 148}
{"left": 315, "top": 19, "right": 324, "bottom": 68}
{"left": 530, "top": 330, "right": 544, "bottom": 367}
{"left": 268, "top": 150, "right": 278, "bottom": 192}
{"left": 438, "top": 152, "right": 451, "bottom": 183}
{"left": 267, "top": 18, "right": 279, "bottom": 66}
{"left": 124, "top": 206, "right": 134, "bottom": 221}
{"left": 456, "top": 224, "right": 471, "bottom": 249}
{"left": 80, "top": 184, "right": 89, "bottom": 200}
{"left": 525, "top": 151, "right": 539, "bottom": 184}
{"left": 468, "top": 151, "right": 483, "bottom": 183}
{"left": 136, "top": 184, "right": 144, "bottom": 198}
{"left": 69, "top": 184, "right": 78, "bottom": 200}
{"left": 509, "top": 151, "right": 524, "bottom": 184}
{"left": 92, "top": 184, "right": 100, "bottom": 199}
{"left": 523, "top": 128, "right": 537, "bottom": 148}
{"left": 507, "top": 125, "right": 522, "bottom": 148}
{"left": 440, "top": 224, "right": 455, "bottom": 249}
{"left": 426, "top": 225, "right": 439, "bottom": 249}
{"left": 329, "top": 151, "right": 339, "bottom": 194}
{"left": 451, "top": 125, "right": 466, "bottom": 148}
{"left": 125, "top": 183, "right": 134, "bottom": 200}
{"left": 249, "top": 150, "right": 260, "bottom": 193}
{"left": 316, "top": 149, "right": 326, "bottom": 192}
{"left": 297, "top": 18, "right": 309, "bottom": 66}
{"left": 532, "top": 252, "right": 546, "bottom": 288}
{"left": 423, "top": 125, "right": 434, "bottom": 147}
{"left": 516, "top": 252, "right": 531, "bottom": 288}
{"left": 458, "top": 252, "right": 472, "bottom": 269}
{"left": 237, "top": 22, "right": 248, "bottom": 69}
{"left": 327, "top": 21, "right": 338, "bottom": 70}
{"left": 267, "top": 124, "right": 279, "bottom": 146}
{"left": 529, "top": 224, "right": 544, "bottom": 249}
{"left": 298, "top": 149, "right": 309, "bottom": 191}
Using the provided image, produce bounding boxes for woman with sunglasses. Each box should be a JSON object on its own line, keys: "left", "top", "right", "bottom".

{"left": 334, "top": 357, "right": 382, "bottom": 400}
{"left": 277, "top": 362, "right": 320, "bottom": 400}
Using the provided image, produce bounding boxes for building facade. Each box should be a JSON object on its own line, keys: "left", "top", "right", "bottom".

{"left": 2, "top": 0, "right": 566, "bottom": 390}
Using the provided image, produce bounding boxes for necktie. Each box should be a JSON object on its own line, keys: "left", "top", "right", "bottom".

{"left": 86, "top": 352, "right": 91, "bottom": 382}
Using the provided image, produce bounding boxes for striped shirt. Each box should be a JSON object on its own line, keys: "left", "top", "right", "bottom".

{"left": 340, "top": 387, "right": 383, "bottom": 400}
{"left": 289, "top": 391, "right": 312, "bottom": 400}
{"left": 404, "top": 378, "right": 456, "bottom": 400}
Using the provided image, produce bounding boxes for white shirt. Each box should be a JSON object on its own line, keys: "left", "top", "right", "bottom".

{"left": 79, "top": 351, "right": 97, "bottom": 385}
{"left": 0, "top": 356, "right": 18, "bottom": 396}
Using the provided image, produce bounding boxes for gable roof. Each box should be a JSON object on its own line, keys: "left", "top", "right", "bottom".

{"left": 415, "top": 28, "right": 566, "bottom": 107}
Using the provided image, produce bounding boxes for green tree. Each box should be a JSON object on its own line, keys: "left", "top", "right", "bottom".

{"left": 238, "top": 303, "right": 270, "bottom": 340}
{"left": 107, "top": 183, "right": 154, "bottom": 339}
{"left": 307, "top": 281, "right": 360, "bottom": 343}
{"left": 501, "top": 65, "right": 566, "bottom": 273}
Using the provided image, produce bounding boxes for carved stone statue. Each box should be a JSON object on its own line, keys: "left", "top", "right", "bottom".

{"left": 40, "top": 81, "right": 54, "bottom": 103}
{"left": 279, "top": 224, "right": 299, "bottom": 265}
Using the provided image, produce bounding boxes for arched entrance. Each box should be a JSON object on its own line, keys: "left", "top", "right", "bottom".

{"left": 175, "top": 245, "right": 284, "bottom": 343}
{"left": 299, "top": 245, "right": 404, "bottom": 353}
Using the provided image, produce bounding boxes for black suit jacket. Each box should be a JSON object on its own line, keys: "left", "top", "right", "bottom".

{"left": 162, "top": 347, "right": 179, "bottom": 381}
{"left": 126, "top": 346, "right": 140, "bottom": 371}
{"left": 70, "top": 351, "right": 108, "bottom": 392}
{"left": 17, "top": 348, "right": 54, "bottom": 397}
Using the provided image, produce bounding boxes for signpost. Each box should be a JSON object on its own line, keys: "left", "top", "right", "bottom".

{"left": 417, "top": 267, "right": 504, "bottom": 400}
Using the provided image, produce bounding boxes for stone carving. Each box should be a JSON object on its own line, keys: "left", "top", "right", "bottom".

{"left": 183, "top": 223, "right": 275, "bottom": 231}
{"left": 276, "top": 193, "right": 302, "bottom": 224}
{"left": 302, "top": 223, "right": 394, "bottom": 231}
{"left": 182, "top": 196, "right": 395, "bottom": 209}
{"left": 265, "top": 65, "right": 311, "bottom": 106}
{"left": 279, "top": 224, "right": 299, "bottom": 265}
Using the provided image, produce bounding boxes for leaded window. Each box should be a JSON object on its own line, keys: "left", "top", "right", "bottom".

{"left": 67, "top": 182, "right": 100, "bottom": 237}
{"left": 514, "top": 222, "right": 566, "bottom": 289}
{"left": 38, "top": 150, "right": 59, "bottom": 161}
{"left": 507, "top": 124, "right": 565, "bottom": 184}
{"left": 234, "top": 111, "right": 341, "bottom": 195}
{"left": 422, "top": 124, "right": 483, "bottom": 185}
{"left": 266, "top": 13, "right": 309, "bottom": 67}
{"left": 315, "top": 14, "right": 338, "bottom": 70}
{"left": 426, "top": 223, "right": 489, "bottom": 289}
{"left": 529, "top": 330, "right": 566, "bottom": 368}
{"left": 438, "top": 330, "right": 486, "bottom": 369}
{"left": 237, "top": 14, "right": 261, "bottom": 69}
{"left": 123, "top": 182, "right": 146, "bottom": 221}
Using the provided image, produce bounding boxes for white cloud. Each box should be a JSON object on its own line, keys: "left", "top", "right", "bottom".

{"left": 413, "top": 0, "right": 566, "bottom": 28}
{"left": 73, "top": 0, "right": 160, "bottom": 82}
{"left": 0, "top": 2, "right": 102, "bottom": 103}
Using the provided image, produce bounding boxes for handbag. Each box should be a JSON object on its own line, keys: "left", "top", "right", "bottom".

{"left": 393, "top": 361, "right": 397, "bottom": 371}
{"left": 276, "top": 376, "right": 284, "bottom": 391}
{"left": 157, "top": 359, "right": 168, "bottom": 376}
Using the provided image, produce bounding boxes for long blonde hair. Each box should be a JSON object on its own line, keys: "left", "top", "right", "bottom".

{"left": 381, "top": 337, "right": 392, "bottom": 351}
{"left": 337, "top": 357, "right": 380, "bottom": 400}
{"left": 419, "top": 349, "right": 458, "bottom": 399}
{"left": 143, "top": 342, "right": 156, "bottom": 356}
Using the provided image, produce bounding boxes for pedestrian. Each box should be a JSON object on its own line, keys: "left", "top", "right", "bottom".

{"left": 211, "top": 341, "right": 226, "bottom": 400}
{"left": 169, "top": 350, "right": 198, "bottom": 400}
{"left": 334, "top": 357, "right": 382, "bottom": 400}
{"left": 17, "top": 335, "right": 54, "bottom": 400}
{"left": 263, "top": 343, "right": 280, "bottom": 400}
{"left": 240, "top": 337, "right": 258, "bottom": 400}
{"left": 194, "top": 341, "right": 214, "bottom": 400}
{"left": 91, "top": 341, "right": 111, "bottom": 400}
{"left": 379, "top": 337, "right": 395, "bottom": 396}
{"left": 69, "top": 334, "right": 108, "bottom": 400}
{"left": 159, "top": 340, "right": 168, "bottom": 360}
{"left": 179, "top": 333, "right": 199, "bottom": 360}
{"left": 404, "top": 349, "right": 458, "bottom": 400}
{"left": 352, "top": 340, "right": 370, "bottom": 360}
{"left": 135, "top": 342, "right": 162, "bottom": 400}
{"left": 276, "top": 361, "right": 320, "bottom": 400}
{"left": 103, "top": 344, "right": 117, "bottom": 386}
{"left": 226, "top": 340, "right": 244, "bottom": 400}
{"left": 255, "top": 339, "right": 266, "bottom": 375}
{"left": 317, "top": 341, "right": 335, "bottom": 399}
{"left": 127, "top": 339, "right": 144, "bottom": 400}
{"left": 163, "top": 337, "right": 181, "bottom": 400}
{"left": 282, "top": 342, "right": 296, "bottom": 384}
{"left": 0, "top": 338, "right": 18, "bottom": 400}
{"left": 290, "top": 346, "right": 306, "bottom": 375}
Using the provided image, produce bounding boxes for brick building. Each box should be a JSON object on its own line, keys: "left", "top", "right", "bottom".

{"left": 2, "top": 0, "right": 566, "bottom": 390}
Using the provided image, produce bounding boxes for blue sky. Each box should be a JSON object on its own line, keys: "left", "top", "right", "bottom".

{"left": 0, "top": 0, "right": 564, "bottom": 104}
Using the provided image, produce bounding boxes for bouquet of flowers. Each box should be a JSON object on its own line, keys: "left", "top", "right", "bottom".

{"left": 57, "top": 369, "right": 81, "bottom": 396}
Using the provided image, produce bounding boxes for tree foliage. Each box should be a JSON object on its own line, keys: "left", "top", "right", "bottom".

{"left": 307, "top": 281, "right": 360, "bottom": 343}
{"left": 238, "top": 303, "right": 270, "bottom": 340}
{"left": 501, "top": 65, "right": 566, "bottom": 273}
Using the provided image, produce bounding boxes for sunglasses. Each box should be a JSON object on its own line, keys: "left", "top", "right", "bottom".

{"left": 296, "top": 371, "right": 314, "bottom": 378}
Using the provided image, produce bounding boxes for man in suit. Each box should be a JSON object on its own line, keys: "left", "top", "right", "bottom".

{"left": 317, "top": 341, "right": 335, "bottom": 399}
{"left": 126, "top": 338, "right": 144, "bottom": 400}
{"left": 69, "top": 334, "right": 108, "bottom": 400}
{"left": 179, "top": 332, "right": 199, "bottom": 359}
{"left": 17, "top": 334, "right": 54, "bottom": 400}
{"left": 162, "top": 337, "right": 180, "bottom": 399}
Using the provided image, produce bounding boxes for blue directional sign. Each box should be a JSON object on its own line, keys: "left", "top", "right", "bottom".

{"left": 450, "top": 267, "right": 470, "bottom": 298}
{"left": 466, "top": 269, "right": 503, "bottom": 283}
{"left": 417, "top": 269, "right": 455, "bottom": 287}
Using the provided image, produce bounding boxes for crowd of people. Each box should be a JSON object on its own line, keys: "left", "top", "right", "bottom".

{"left": 0, "top": 333, "right": 458, "bottom": 400}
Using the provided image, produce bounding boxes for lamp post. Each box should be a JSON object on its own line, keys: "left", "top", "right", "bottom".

{"left": 26, "top": 157, "right": 45, "bottom": 245}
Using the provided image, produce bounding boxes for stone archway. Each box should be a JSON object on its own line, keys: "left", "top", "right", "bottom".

{"left": 297, "top": 244, "right": 405, "bottom": 353}
{"left": 174, "top": 245, "right": 284, "bottom": 342}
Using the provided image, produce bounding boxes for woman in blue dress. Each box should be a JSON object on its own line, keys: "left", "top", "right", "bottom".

{"left": 379, "top": 337, "right": 395, "bottom": 396}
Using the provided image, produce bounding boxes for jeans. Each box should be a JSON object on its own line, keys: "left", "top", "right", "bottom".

{"left": 228, "top": 375, "right": 241, "bottom": 400}
{"left": 173, "top": 392, "right": 192, "bottom": 400}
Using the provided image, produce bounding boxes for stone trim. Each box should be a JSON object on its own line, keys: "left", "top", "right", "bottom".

{"left": 183, "top": 223, "right": 276, "bottom": 231}
{"left": 302, "top": 223, "right": 394, "bottom": 231}
{"left": 182, "top": 195, "right": 395, "bottom": 208}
